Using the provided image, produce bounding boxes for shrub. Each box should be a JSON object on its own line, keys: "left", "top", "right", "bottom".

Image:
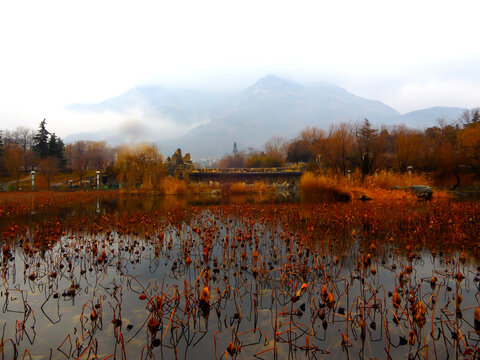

{"left": 162, "top": 177, "right": 187, "bottom": 195}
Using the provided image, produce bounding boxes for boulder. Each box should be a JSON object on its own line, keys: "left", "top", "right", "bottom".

{"left": 359, "top": 194, "right": 372, "bottom": 201}
{"left": 408, "top": 185, "right": 433, "bottom": 200}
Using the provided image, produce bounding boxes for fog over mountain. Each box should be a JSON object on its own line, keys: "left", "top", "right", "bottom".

{"left": 67, "top": 75, "right": 470, "bottom": 159}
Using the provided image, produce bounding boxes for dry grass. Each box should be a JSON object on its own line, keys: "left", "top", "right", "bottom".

{"left": 316, "top": 169, "right": 432, "bottom": 189}
{"left": 300, "top": 170, "right": 450, "bottom": 201}
{"left": 300, "top": 172, "right": 351, "bottom": 202}
{"left": 362, "top": 170, "right": 432, "bottom": 189}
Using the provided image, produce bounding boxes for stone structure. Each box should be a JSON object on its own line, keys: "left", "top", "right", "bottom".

{"left": 165, "top": 148, "right": 194, "bottom": 178}
{"left": 393, "top": 185, "right": 433, "bottom": 200}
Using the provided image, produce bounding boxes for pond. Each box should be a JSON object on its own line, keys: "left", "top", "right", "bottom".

{"left": 0, "top": 194, "right": 479, "bottom": 359}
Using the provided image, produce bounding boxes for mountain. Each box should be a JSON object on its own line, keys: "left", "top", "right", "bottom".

{"left": 69, "top": 85, "right": 230, "bottom": 127}
{"left": 397, "top": 106, "right": 467, "bottom": 128}
{"left": 65, "top": 75, "right": 470, "bottom": 159}
{"left": 162, "top": 75, "right": 401, "bottom": 157}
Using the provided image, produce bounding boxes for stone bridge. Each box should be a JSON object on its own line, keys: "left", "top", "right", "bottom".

{"left": 188, "top": 168, "right": 304, "bottom": 186}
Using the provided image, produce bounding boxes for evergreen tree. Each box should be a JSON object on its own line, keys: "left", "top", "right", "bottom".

{"left": 356, "top": 119, "right": 379, "bottom": 178}
{"left": 55, "top": 137, "right": 67, "bottom": 169}
{"left": 473, "top": 110, "right": 480, "bottom": 123}
{"left": 47, "top": 132, "right": 67, "bottom": 169}
{"left": 48, "top": 133, "right": 57, "bottom": 155}
{"left": 33, "top": 119, "right": 50, "bottom": 158}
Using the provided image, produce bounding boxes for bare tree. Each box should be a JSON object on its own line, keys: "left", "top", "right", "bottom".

{"left": 70, "top": 141, "right": 90, "bottom": 183}
{"left": 458, "top": 109, "right": 479, "bottom": 128}
{"left": 264, "top": 136, "right": 287, "bottom": 159}
{"left": 86, "top": 141, "right": 113, "bottom": 170}
{"left": 300, "top": 126, "right": 326, "bottom": 148}
{"left": 2, "top": 127, "right": 36, "bottom": 171}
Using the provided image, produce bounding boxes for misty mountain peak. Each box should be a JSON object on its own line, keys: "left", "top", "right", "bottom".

{"left": 244, "top": 75, "right": 304, "bottom": 100}
{"left": 254, "top": 75, "right": 297, "bottom": 87}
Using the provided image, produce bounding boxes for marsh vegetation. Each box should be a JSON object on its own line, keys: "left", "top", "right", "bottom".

{"left": 0, "top": 192, "right": 479, "bottom": 359}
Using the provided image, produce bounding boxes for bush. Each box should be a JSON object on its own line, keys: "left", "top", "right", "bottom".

{"left": 162, "top": 177, "right": 187, "bottom": 195}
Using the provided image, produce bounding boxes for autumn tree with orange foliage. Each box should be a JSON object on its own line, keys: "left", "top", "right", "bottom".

{"left": 322, "top": 123, "right": 355, "bottom": 175}
{"left": 38, "top": 157, "right": 59, "bottom": 189}
{"left": 300, "top": 126, "right": 326, "bottom": 151}
{"left": 244, "top": 136, "right": 287, "bottom": 168}
{"left": 218, "top": 152, "right": 246, "bottom": 168}
{"left": 3, "top": 144, "right": 24, "bottom": 189}
{"left": 289, "top": 110, "right": 479, "bottom": 187}
{"left": 115, "top": 143, "right": 166, "bottom": 190}
{"left": 458, "top": 118, "right": 480, "bottom": 172}
{"left": 391, "top": 125, "right": 422, "bottom": 173}
{"left": 421, "top": 121, "right": 463, "bottom": 187}
{"left": 286, "top": 139, "right": 314, "bottom": 163}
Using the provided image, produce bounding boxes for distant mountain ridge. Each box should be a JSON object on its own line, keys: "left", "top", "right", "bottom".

{"left": 66, "top": 75, "right": 471, "bottom": 158}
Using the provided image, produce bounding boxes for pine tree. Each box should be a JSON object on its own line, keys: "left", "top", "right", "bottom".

{"left": 48, "top": 133, "right": 58, "bottom": 156}
{"left": 55, "top": 137, "right": 67, "bottom": 170}
{"left": 33, "top": 119, "right": 50, "bottom": 158}
{"left": 47, "top": 132, "right": 67, "bottom": 170}
{"left": 472, "top": 110, "right": 480, "bottom": 123}
{"left": 356, "top": 119, "right": 378, "bottom": 178}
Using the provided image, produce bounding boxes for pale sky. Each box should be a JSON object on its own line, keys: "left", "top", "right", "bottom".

{"left": 1, "top": 0, "right": 479, "bottom": 137}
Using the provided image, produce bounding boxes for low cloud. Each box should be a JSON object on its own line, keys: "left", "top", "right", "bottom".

{"left": 58, "top": 107, "right": 209, "bottom": 145}
{"left": 388, "top": 79, "right": 480, "bottom": 113}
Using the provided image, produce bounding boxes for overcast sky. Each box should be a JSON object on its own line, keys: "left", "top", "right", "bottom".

{"left": 1, "top": 0, "right": 479, "bottom": 137}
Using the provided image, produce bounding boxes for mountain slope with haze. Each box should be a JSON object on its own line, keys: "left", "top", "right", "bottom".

{"left": 66, "top": 75, "right": 470, "bottom": 158}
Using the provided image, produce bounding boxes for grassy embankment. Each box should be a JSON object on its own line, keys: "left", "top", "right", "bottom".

{"left": 300, "top": 170, "right": 451, "bottom": 201}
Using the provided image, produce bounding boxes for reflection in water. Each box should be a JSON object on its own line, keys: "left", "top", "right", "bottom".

{"left": 0, "top": 195, "right": 479, "bottom": 359}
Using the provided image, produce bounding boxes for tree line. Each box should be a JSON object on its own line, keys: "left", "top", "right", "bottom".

{"left": 1, "top": 110, "right": 479, "bottom": 189}
{"left": 0, "top": 119, "right": 175, "bottom": 190}
{"left": 0, "top": 119, "right": 115, "bottom": 189}
{"left": 218, "top": 109, "right": 480, "bottom": 187}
